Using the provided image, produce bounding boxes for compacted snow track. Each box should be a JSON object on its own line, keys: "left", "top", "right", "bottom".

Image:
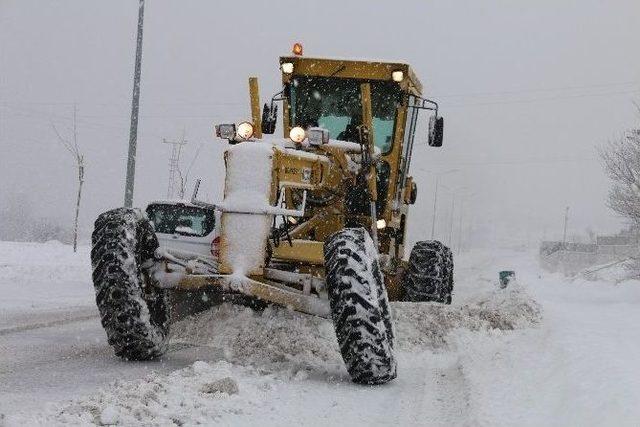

{"left": 2, "top": 241, "right": 639, "bottom": 426}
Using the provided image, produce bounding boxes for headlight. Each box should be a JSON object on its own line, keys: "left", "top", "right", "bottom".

{"left": 391, "top": 70, "right": 404, "bottom": 82}
{"left": 289, "top": 126, "right": 306, "bottom": 143}
{"left": 236, "top": 121, "right": 254, "bottom": 140}
{"left": 376, "top": 219, "right": 387, "bottom": 229}
{"left": 281, "top": 62, "right": 294, "bottom": 74}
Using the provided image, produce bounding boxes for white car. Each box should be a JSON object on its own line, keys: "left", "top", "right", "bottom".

{"left": 145, "top": 201, "right": 219, "bottom": 262}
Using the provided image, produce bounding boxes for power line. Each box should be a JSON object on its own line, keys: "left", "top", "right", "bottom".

{"left": 442, "top": 88, "right": 640, "bottom": 108}
{"left": 434, "top": 80, "right": 638, "bottom": 99}
{"left": 0, "top": 104, "right": 167, "bottom": 138}
{"left": 0, "top": 100, "right": 246, "bottom": 107}
{"left": 416, "top": 156, "right": 599, "bottom": 169}
{"left": 1, "top": 80, "right": 637, "bottom": 108}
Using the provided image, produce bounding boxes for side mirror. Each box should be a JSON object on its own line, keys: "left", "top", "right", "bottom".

{"left": 261, "top": 103, "right": 278, "bottom": 135}
{"left": 428, "top": 115, "right": 444, "bottom": 147}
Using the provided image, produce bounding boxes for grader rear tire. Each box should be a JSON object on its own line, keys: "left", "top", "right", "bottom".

{"left": 403, "top": 240, "right": 454, "bottom": 304}
{"left": 91, "top": 208, "right": 170, "bottom": 360}
{"left": 324, "top": 228, "right": 397, "bottom": 385}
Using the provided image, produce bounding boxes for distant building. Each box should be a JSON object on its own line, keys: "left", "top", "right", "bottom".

{"left": 596, "top": 227, "right": 640, "bottom": 246}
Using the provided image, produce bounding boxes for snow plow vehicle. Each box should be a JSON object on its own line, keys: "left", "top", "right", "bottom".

{"left": 92, "top": 49, "right": 453, "bottom": 385}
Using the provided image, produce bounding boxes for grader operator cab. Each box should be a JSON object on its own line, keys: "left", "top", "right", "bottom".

{"left": 91, "top": 50, "right": 452, "bottom": 385}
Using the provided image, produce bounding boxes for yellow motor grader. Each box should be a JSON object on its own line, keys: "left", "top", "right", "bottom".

{"left": 91, "top": 50, "right": 452, "bottom": 385}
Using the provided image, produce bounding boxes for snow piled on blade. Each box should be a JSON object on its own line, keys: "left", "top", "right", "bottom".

{"left": 172, "top": 304, "right": 344, "bottom": 377}
{"left": 169, "top": 284, "right": 540, "bottom": 376}
{"left": 220, "top": 142, "right": 275, "bottom": 276}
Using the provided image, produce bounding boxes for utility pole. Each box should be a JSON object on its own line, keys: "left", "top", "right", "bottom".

{"left": 123, "top": 0, "right": 145, "bottom": 207}
{"left": 457, "top": 203, "right": 464, "bottom": 255}
{"left": 562, "top": 206, "right": 570, "bottom": 244}
{"left": 430, "top": 169, "right": 459, "bottom": 240}
{"left": 163, "top": 136, "right": 187, "bottom": 199}
{"left": 431, "top": 176, "right": 439, "bottom": 239}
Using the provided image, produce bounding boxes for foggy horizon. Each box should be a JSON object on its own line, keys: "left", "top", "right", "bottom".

{"left": 2, "top": 0, "right": 639, "bottom": 247}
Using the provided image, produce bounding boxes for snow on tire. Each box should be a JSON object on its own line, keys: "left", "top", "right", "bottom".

{"left": 403, "top": 240, "right": 454, "bottom": 304}
{"left": 91, "top": 207, "right": 170, "bottom": 360}
{"left": 324, "top": 228, "right": 397, "bottom": 385}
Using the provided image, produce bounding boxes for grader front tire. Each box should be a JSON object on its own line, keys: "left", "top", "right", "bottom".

{"left": 324, "top": 228, "right": 397, "bottom": 385}
{"left": 91, "top": 208, "right": 170, "bottom": 360}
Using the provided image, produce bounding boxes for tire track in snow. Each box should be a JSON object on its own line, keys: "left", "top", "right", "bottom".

{"left": 388, "top": 352, "right": 472, "bottom": 427}
{"left": 0, "top": 308, "right": 98, "bottom": 336}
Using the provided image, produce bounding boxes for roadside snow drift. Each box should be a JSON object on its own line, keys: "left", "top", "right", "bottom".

{"left": 6, "top": 282, "right": 542, "bottom": 426}
{"left": 7, "top": 361, "right": 272, "bottom": 426}
{"left": 0, "top": 241, "right": 94, "bottom": 331}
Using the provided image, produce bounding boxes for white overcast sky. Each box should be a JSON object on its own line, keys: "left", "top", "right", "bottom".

{"left": 1, "top": 0, "right": 639, "bottom": 246}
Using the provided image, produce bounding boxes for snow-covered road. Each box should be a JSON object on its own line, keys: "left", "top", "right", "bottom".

{"left": 1, "top": 241, "right": 639, "bottom": 426}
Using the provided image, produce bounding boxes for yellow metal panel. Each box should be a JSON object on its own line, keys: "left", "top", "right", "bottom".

{"left": 279, "top": 56, "right": 422, "bottom": 93}
{"left": 272, "top": 239, "right": 325, "bottom": 265}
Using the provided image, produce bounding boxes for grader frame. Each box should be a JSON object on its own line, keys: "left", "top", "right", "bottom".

{"left": 165, "top": 55, "right": 437, "bottom": 318}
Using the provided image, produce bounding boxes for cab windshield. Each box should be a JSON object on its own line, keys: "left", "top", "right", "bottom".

{"left": 289, "top": 77, "right": 401, "bottom": 153}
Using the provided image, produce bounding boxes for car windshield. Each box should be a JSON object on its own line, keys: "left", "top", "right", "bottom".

{"left": 289, "top": 76, "right": 401, "bottom": 153}
{"left": 146, "top": 204, "right": 215, "bottom": 237}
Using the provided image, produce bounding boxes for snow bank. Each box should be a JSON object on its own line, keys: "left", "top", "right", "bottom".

{"left": 6, "top": 244, "right": 640, "bottom": 426}
{"left": 0, "top": 241, "right": 90, "bottom": 285}
{"left": 4, "top": 361, "right": 273, "bottom": 426}
{"left": 394, "top": 284, "right": 541, "bottom": 351}
{"left": 450, "top": 280, "right": 640, "bottom": 426}
{"left": 7, "top": 284, "right": 541, "bottom": 426}
{"left": 0, "top": 241, "right": 94, "bottom": 329}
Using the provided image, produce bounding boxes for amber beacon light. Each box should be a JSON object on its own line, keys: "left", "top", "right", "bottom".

{"left": 292, "top": 42, "right": 303, "bottom": 56}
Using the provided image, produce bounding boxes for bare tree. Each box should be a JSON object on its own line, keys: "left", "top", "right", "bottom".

{"left": 600, "top": 126, "right": 640, "bottom": 225}
{"left": 52, "top": 104, "right": 84, "bottom": 252}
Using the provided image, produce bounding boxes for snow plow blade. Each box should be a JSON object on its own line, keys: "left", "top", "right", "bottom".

{"left": 174, "top": 274, "right": 331, "bottom": 318}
